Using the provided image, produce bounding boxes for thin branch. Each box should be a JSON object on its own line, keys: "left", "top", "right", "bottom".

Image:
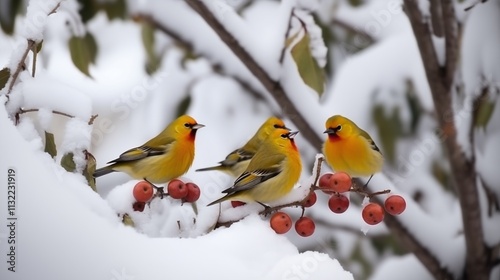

{"left": 278, "top": 8, "right": 295, "bottom": 64}
{"left": 19, "top": 108, "right": 75, "bottom": 119}
{"left": 134, "top": 14, "right": 268, "bottom": 103}
{"left": 404, "top": 0, "right": 488, "bottom": 279}
{"left": 18, "top": 108, "right": 98, "bottom": 126}
{"left": 6, "top": 40, "right": 35, "bottom": 96}
{"left": 31, "top": 42, "right": 38, "bottom": 77}
{"left": 464, "top": 0, "right": 489, "bottom": 11}
{"left": 5, "top": 2, "right": 61, "bottom": 101}
{"left": 185, "top": 0, "right": 323, "bottom": 151}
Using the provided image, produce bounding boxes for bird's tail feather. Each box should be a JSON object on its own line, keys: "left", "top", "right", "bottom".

{"left": 196, "top": 165, "right": 225, "bottom": 172}
{"left": 93, "top": 166, "right": 115, "bottom": 178}
{"left": 207, "top": 194, "right": 232, "bottom": 206}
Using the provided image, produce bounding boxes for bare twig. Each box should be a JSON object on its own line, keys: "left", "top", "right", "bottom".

{"left": 5, "top": 2, "right": 61, "bottom": 101}
{"left": 185, "top": 0, "right": 323, "bottom": 150}
{"left": 31, "top": 42, "right": 38, "bottom": 77}
{"left": 6, "top": 40, "right": 35, "bottom": 97}
{"left": 18, "top": 108, "right": 98, "bottom": 126}
{"left": 88, "top": 114, "right": 98, "bottom": 125}
{"left": 278, "top": 8, "right": 295, "bottom": 64}
{"left": 404, "top": 0, "right": 489, "bottom": 279}
{"left": 464, "top": 0, "right": 489, "bottom": 11}
{"left": 19, "top": 108, "right": 75, "bottom": 119}
{"left": 134, "top": 14, "right": 268, "bottom": 103}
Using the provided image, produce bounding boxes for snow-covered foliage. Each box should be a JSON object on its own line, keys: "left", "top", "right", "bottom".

{"left": 1, "top": 0, "right": 499, "bottom": 279}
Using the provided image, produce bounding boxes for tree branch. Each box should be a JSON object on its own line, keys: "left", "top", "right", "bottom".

{"left": 5, "top": 2, "right": 61, "bottom": 101}
{"left": 441, "top": 0, "right": 458, "bottom": 89}
{"left": 133, "top": 14, "right": 268, "bottom": 104}
{"left": 430, "top": 0, "right": 444, "bottom": 37}
{"left": 404, "top": 0, "right": 489, "bottom": 279}
{"left": 185, "top": 0, "right": 323, "bottom": 151}
{"left": 180, "top": 2, "right": 461, "bottom": 278}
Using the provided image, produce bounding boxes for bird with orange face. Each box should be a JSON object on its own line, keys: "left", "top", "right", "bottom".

{"left": 322, "top": 115, "right": 383, "bottom": 184}
{"left": 196, "top": 116, "right": 289, "bottom": 177}
{"left": 207, "top": 128, "right": 302, "bottom": 207}
{"left": 93, "top": 115, "right": 204, "bottom": 184}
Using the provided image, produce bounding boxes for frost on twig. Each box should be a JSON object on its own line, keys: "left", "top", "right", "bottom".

{"left": 4, "top": 2, "right": 62, "bottom": 101}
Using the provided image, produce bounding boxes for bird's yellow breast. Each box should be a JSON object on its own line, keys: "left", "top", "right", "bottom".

{"left": 323, "top": 135, "right": 382, "bottom": 177}
{"left": 127, "top": 137, "right": 195, "bottom": 184}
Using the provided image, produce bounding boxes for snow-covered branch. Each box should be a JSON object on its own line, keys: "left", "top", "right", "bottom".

{"left": 403, "top": 0, "right": 489, "bottom": 279}
{"left": 185, "top": 0, "right": 323, "bottom": 151}
{"left": 133, "top": 13, "right": 268, "bottom": 103}
{"left": 4, "top": 2, "right": 61, "bottom": 100}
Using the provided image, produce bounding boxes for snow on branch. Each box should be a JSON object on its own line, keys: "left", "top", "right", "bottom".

{"left": 184, "top": 0, "right": 323, "bottom": 151}
{"left": 403, "top": 0, "right": 489, "bottom": 279}
{"left": 4, "top": 1, "right": 61, "bottom": 100}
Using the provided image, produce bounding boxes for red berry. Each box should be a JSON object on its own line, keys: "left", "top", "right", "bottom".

{"left": 303, "top": 191, "right": 317, "bottom": 208}
{"left": 362, "top": 203, "right": 385, "bottom": 225}
{"left": 384, "top": 195, "right": 406, "bottom": 215}
{"left": 270, "top": 212, "right": 292, "bottom": 234}
{"left": 295, "top": 217, "right": 315, "bottom": 237}
{"left": 328, "top": 172, "right": 352, "bottom": 193}
{"left": 133, "top": 181, "right": 154, "bottom": 202}
{"left": 184, "top": 183, "right": 201, "bottom": 203}
{"left": 328, "top": 194, "right": 350, "bottom": 213}
{"left": 318, "top": 173, "right": 333, "bottom": 194}
{"left": 167, "top": 179, "right": 188, "bottom": 199}
{"left": 231, "top": 201, "right": 246, "bottom": 208}
{"left": 132, "top": 201, "right": 145, "bottom": 212}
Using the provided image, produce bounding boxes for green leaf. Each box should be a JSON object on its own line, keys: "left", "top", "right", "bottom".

{"left": 103, "top": 0, "right": 127, "bottom": 20}
{"left": 83, "top": 151, "right": 97, "bottom": 192}
{"left": 122, "top": 214, "right": 135, "bottom": 227}
{"left": 176, "top": 95, "right": 191, "bottom": 117}
{"left": 76, "top": 0, "right": 98, "bottom": 23}
{"left": 474, "top": 98, "right": 496, "bottom": 129}
{"left": 35, "top": 40, "right": 44, "bottom": 53}
{"left": 372, "top": 104, "right": 403, "bottom": 165}
{"left": 68, "top": 35, "right": 93, "bottom": 77}
{"left": 0, "top": 67, "right": 10, "bottom": 91}
{"left": 290, "top": 32, "right": 326, "bottom": 96}
{"left": 141, "top": 23, "right": 160, "bottom": 75}
{"left": 44, "top": 131, "right": 57, "bottom": 158}
{"left": 84, "top": 32, "right": 98, "bottom": 64}
{"left": 0, "top": 0, "right": 22, "bottom": 35}
{"left": 61, "top": 152, "right": 76, "bottom": 172}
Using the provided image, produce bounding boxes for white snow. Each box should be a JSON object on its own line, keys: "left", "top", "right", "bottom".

{"left": 0, "top": 102, "right": 352, "bottom": 280}
{"left": 2, "top": 0, "right": 500, "bottom": 279}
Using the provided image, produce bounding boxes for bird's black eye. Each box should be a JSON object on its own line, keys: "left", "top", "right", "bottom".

{"left": 274, "top": 124, "right": 281, "bottom": 128}
{"left": 336, "top": 125, "right": 342, "bottom": 131}
{"left": 184, "top": 123, "right": 191, "bottom": 128}
{"left": 281, "top": 133, "right": 287, "bottom": 138}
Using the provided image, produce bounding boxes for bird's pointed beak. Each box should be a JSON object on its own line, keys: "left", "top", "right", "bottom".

{"left": 192, "top": 123, "right": 205, "bottom": 130}
{"left": 288, "top": 131, "right": 299, "bottom": 138}
{"left": 324, "top": 128, "right": 336, "bottom": 134}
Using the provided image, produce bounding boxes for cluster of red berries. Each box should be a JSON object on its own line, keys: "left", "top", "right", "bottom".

{"left": 320, "top": 172, "right": 406, "bottom": 225}
{"left": 132, "top": 179, "right": 201, "bottom": 212}
{"left": 265, "top": 172, "right": 407, "bottom": 236}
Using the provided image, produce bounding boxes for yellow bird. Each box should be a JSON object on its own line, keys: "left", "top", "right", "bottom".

{"left": 207, "top": 129, "right": 302, "bottom": 207}
{"left": 93, "top": 115, "right": 204, "bottom": 184}
{"left": 322, "top": 115, "right": 383, "bottom": 183}
{"left": 196, "top": 116, "right": 289, "bottom": 177}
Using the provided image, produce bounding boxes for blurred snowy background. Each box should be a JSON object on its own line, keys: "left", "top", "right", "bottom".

{"left": 1, "top": 0, "right": 499, "bottom": 279}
